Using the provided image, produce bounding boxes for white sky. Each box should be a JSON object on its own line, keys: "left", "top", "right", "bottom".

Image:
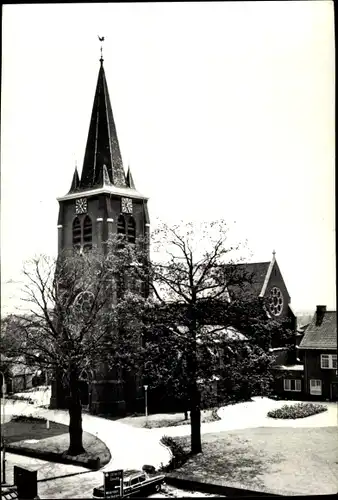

{"left": 1, "top": 2, "right": 335, "bottom": 315}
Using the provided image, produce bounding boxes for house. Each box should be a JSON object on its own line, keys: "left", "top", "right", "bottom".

{"left": 298, "top": 305, "right": 337, "bottom": 401}
{"left": 0, "top": 355, "right": 36, "bottom": 395}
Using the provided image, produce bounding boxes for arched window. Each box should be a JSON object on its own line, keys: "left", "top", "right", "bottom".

{"left": 83, "top": 216, "right": 92, "bottom": 251}
{"left": 72, "top": 217, "right": 81, "bottom": 249}
{"left": 127, "top": 217, "right": 136, "bottom": 244}
{"left": 117, "top": 215, "right": 126, "bottom": 235}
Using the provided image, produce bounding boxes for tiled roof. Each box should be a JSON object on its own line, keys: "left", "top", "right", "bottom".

{"left": 298, "top": 311, "right": 337, "bottom": 350}
{"left": 226, "top": 262, "right": 270, "bottom": 298}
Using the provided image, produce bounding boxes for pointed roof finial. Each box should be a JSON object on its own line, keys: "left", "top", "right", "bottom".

{"left": 126, "top": 164, "right": 136, "bottom": 189}
{"left": 69, "top": 163, "right": 80, "bottom": 193}
{"left": 98, "top": 35, "right": 105, "bottom": 65}
{"left": 272, "top": 249, "right": 276, "bottom": 258}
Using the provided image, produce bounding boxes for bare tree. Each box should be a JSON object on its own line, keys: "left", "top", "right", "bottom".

{"left": 6, "top": 239, "right": 144, "bottom": 455}
{"left": 128, "top": 220, "right": 253, "bottom": 453}
{"left": 133, "top": 220, "right": 293, "bottom": 455}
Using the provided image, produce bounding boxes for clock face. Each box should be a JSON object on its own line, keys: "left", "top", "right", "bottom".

{"left": 75, "top": 198, "right": 87, "bottom": 214}
{"left": 121, "top": 197, "right": 133, "bottom": 214}
{"left": 269, "top": 286, "right": 284, "bottom": 316}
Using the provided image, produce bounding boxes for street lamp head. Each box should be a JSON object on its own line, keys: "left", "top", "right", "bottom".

{"left": 143, "top": 385, "right": 148, "bottom": 391}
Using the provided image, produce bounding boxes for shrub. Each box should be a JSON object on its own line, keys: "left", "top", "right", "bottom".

{"left": 11, "top": 415, "right": 47, "bottom": 423}
{"left": 9, "top": 395, "right": 34, "bottom": 403}
{"left": 159, "top": 435, "right": 189, "bottom": 472}
{"left": 267, "top": 403, "right": 327, "bottom": 419}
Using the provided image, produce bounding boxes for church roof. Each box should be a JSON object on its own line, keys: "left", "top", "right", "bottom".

{"left": 226, "top": 261, "right": 271, "bottom": 298}
{"left": 78, "top": 58, "right": 127, "bottom": 190}
{"left": 298, "top": 310, "right": 337, "bottom": 350}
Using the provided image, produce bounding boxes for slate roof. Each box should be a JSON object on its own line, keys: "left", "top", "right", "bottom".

{"left": 226, "top": 262, "right": 270, "bottom": 298}
{"left": 78, "top": 59, "right": 127, "bottom": 190}
{"left": 298, "top": 311, "right": 337, "bottom": 350}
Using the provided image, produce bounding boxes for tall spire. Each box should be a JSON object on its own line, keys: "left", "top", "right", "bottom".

{"left": 80, "top": 54, "right": 127, "bottom": 190}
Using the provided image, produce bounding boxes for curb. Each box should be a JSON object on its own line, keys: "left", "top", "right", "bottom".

{"left": 165, "top": 474, "right": 282, "bottom": 497}
{"left": 6, "top": 445, "right": 101, "bottom": 470}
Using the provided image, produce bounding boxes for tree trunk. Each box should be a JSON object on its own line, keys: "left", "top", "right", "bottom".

{"left": 190, "top": 383, "right": 202, "bottom": 454}
{"left": 187, "top": 324, "right": 202, "bottom": 455}
{"left": 67, "top": 370, "right": 85, "bottom": 455}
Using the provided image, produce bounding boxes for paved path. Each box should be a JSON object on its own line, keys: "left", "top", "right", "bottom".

{"left": 4, "top": 393, "right": 336, "bottom": 498}
{"left": 5, "top": 400, "right": 171, "bottom": 471}
{"left": 149, "top": 397, "right": 338, "bottom": 438}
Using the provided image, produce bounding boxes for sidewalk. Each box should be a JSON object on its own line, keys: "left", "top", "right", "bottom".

{"left": 148, "top": 397, "right": 338, "bottom": 438}
{"left": 3, "top": 452, "right": 101, "bottom": 499}
{"left": 13, "top": 404, "right": 171, "bottom": 472}
{"left": 5, "top": 393, "right": 336, "bottom": 475}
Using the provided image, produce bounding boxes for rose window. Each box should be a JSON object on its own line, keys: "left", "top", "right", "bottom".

{"left": 73, "top": 291, "right": 95, "bottom": 316}
{"left": 269, "top": 287, "right": 283, "bottom": 316}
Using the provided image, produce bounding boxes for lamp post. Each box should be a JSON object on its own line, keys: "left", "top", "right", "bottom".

{"left": 45, "top": 371, "right": 50, "bottom": 430}
{"left": 0, "top": 370, "right": 7, "bottom": 484}
{"left": 143, "top": 385, "right": 148, "bottom": 418}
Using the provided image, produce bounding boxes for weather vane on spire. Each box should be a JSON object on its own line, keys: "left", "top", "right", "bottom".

{"left": 98, "top": 35, "right": 105, "bottom": 63}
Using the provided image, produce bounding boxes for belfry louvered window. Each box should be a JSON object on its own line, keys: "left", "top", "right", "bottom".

{"left": 72, "top": 217, "right": 82, "bottom": 249}
{"left": 83, "top": 216, "right": 93, "bottom": 252}
{"left": 117, "top": 215, "right": 126, "bottom": 235}
{"left": 72, "top": 216, "right": 92, "bottom": 252}
{"left": 127, "top": 217, "right": 136, "bottom": 244}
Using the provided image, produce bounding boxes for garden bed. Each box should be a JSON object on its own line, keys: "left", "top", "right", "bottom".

{"left": 267, "top": 402, "right": 327, "bottom": 419}
{"left": 3, "top": 416, "right": 110, "bottom": 470}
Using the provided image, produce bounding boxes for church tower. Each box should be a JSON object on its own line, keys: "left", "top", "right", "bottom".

{"left": 56, "top": 55, "right": 149, "bottom": 258}
{"left": 51, "top": 53, "right": 150, "bottom": 415}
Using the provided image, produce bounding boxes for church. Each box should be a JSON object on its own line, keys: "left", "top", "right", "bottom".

{"left": 50, "top": 51, "right": 298, "bottom": 415}
{"left": 50, "top": 52, "right": 150, "bottom": 415}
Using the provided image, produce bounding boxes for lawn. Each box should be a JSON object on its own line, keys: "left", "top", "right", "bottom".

{"left": 106, "top": 409, "right": 220, "bottom": 429}
{"left": 3, "top": 417, "right": 111, "bottom": 470}
{"left": 171, "top": 427, "right": 338, "bottom": 495}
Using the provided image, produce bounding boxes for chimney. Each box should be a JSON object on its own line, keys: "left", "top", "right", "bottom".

{"left": 316, "top": 305, "right": 326, "bottom": 326}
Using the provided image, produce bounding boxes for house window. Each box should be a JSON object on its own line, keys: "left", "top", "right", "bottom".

{"left": 283, "top": 379, "right": 301, "bottom": 392}
{"left": 321, "top": 354, "right": 337, "bottom": 369}
{"left": 310, "top": 379, "right": 322, "bottom": 395}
